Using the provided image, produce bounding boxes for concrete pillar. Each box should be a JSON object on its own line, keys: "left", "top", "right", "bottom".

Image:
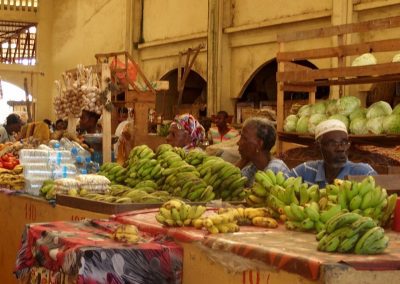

{"left": 207, "top": 0, "right": 223, "bottom": 116}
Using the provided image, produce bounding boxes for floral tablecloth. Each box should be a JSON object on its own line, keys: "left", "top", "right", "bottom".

{"left": 15, "top": 219, "right": 183, "bottom": 284}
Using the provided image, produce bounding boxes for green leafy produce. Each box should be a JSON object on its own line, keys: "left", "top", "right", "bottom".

{"left": 349, "top": 117, "right": 368, "bottom": 134}
{"left": 382, "top": 114, "right": 400, "bottom": 134}
{"left": 308, "top": 114, "right": 327, "bottom": 134}
{"left": 296, "top": 116, "right": 310, "bottom": 133}
{"left": 284, "top": 115, "right": 298, "bottom": 132}
{"left": 336, "top": 96, "right": 361, "bottom": 116}
{"left": 310, "top": 102, "right": 326, "bottom": 115}
{"left": 392, "top": 104, "right": 400, "bottom": 115}
{"left": 366, "top": 117, "right": 384, "bottom": 135}
{"left": 366, "top": 101, "right": 392, "bottom": 119}
{"left": 325, "top": 99, "right": 338, "bottom": 115}
{"left": 298, "top": 105, "right": 311, "bottom": 117}
{"left": 349, "top": 108, "right": 367, "bottom": 121}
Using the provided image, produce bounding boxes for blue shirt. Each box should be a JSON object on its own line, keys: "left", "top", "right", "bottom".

{"left": 289, "top": 160, "right": 377, "bottom": 188}
{"left": 242, "top": 158, "right": 290, "bottom": 187}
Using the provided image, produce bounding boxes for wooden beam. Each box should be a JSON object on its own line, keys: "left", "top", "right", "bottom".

{"left": 277, "top": 15, "right": 400, "bottom": 42}
{"left": 277, "top": 62, "right": 400, "bottom": 82}
{"left": 277, "top": 38, "right": 400, "bottom": 62}
{"left": 101, "top": 63, "right": 112, "bottom": 163}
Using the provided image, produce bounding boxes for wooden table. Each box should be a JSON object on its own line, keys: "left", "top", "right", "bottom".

{"left": 0, "top": 191, "right": 108, "bottom": 284}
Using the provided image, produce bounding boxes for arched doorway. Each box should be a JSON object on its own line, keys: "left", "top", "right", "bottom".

{"left": 0, "top": 80, "right": 31, "bottom": 123}
{"left": 238, "top": 59, "right": 330, "bottom": 105}
{"left": 157, "top": 69, "right": 207, "bottom": 120}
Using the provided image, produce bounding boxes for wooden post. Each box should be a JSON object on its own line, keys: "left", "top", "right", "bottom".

{"left": 276, "top": 42, "right": 285, "bottom": 155}
{"left": 101, "top": 63, "right": 112, "bottom": 163}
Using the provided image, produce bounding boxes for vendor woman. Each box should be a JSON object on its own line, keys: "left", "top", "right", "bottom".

{"left": 0, "top": 113, "right": 23, "bottom": 143}
{"left": 237, "top": 117, "right": 289, "bottom": 186}
{"left": 166, "top": 113, "right": 205, "bottom": 151}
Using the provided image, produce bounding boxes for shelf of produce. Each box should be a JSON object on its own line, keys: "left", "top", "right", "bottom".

{"left": 0, "top": 191, "right": 109, "bottom": 284}
{"left": 113, "top": 209, "right": 400, "bottom": 284}
{"left": 278, "top": 132, "right": 400, "bottom": 148}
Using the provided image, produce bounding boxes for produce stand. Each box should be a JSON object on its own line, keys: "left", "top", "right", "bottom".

{"left": 112, "top": 209, "right": 400, "bottom": 284}
{"left": 276, "top": 15, "right": 400, "bottom": 154}
{"left": 0, "top": 191, "right": 109, "bottom": 284}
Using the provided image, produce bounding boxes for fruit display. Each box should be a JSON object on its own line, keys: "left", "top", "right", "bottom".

{"left": 283, "top": 96, "right": 400, "bottom": 135}
{"left": 98, "top": 144, "right": 247, "bottom": 203}
{"left": 39, "top": 180, "right": 56, "bottom": 200}
{"left": 218, "top": 207, "right": 278, "bottom": 228}
{"left": 155, "top": 199, "right": 207, "bottom": 227}
{"left": 317, "top": 212, "right": 389, "bottom": 254}
{"left": 0, "top": 165, "right": 24, "bottom": 190}
{"left": 75, "top": 174, "right": 111, "bottom": 194}
{"left": 112, "top": 224, "right": 141, "bottom": 244}
{"left": 0, "top": 152, "right": 20, "bottom": 170}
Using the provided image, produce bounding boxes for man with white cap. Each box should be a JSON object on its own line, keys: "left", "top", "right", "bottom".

{"left": 289, "top": 119, "right": 376, "bottom": 188}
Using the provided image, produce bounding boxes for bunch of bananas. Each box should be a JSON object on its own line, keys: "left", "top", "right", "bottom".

{"left": 0, "top": 166, "right": 25, "bottom": 190}
{"left": 199, "top": 210, "right": 240, "bottom": 234}
{"left": 320, "top": 177, "right": 397, "bottom": 227}
{"left": 155, "top": 199, "right": 207, "bottom": 227}
{"left": 184, "top": 149, "right": 207, "bottom": 166}
{"left": 284, "top": 201, "right": 326, "bottom": 232}
{"left": 39, "top": 180, "right": 56, "bottom": 200}
{"left": 98, "top": 162, "right": 127, "bottom": 184}
{"left": 218, "top": 207, "right": 278, "bottom": 228}
{"left": 124, "top": 158, "right": 163, "bottom": 187}
{"left": 112, "top": 224, "right": 140, "bottom": 244}
{"left": 317, "top": 212, "right": 389, "bottom": 254}
{"left": 196, "top": 156, "right": 247, "bottom": 201}
{"left": 81, "top": 182, "right": 170, "bottom": 204}
{"left": 127, "top": 145, "right": 155, "bottom": 164}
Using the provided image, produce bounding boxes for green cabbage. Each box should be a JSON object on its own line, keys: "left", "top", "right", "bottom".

{"left": 297, "top": 105, "right": 311, "bottom": 117}
{"left": 329, "top": 114, "right": 349, "bottom": 129}
{"left": 308, "top": 114, "right": 327, "bottom": 134}
{"left": 349, "top": 108, "right": 367, "bottom": 121}
{"left": 382, "top": 114, "right": 400, "bottom": 134}
{"left": 366, "top": 117, "right": 384, "bottom": 135}
{"left": 310, "top": 102, "right": 326, "bottom": 115}
{"left": 283, "top": 115, "right": 298, "bottom": 132}
{"left": 325, "top": 99, "right": 338, "bottom": 115}
{"left": 336, "top": 96, "right": 361, "bottom": 116}
{"left": 392, "top": 103, "right": 400, "bottom": 115}
{"left": 366, "top": 101, "right": 392, "bottom": 119}
{"left": 296, "top": 116, "right": 310, "bottom": 133}
{"left": 349, "top": 117, "right": 368, "bottom": 134}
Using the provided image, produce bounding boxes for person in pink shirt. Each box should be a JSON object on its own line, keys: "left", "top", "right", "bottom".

{"left": 209, "top": 111, "right": 239, "bottom": 144}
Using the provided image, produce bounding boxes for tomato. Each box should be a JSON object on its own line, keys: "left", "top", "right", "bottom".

{"left": 3, "top": 161, "right": 15, "bottom": 170}
{"left": 0, "top": 162, "right": 3, "bottom": 168}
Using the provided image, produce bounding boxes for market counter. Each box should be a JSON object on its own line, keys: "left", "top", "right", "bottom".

{"left": 113, "top": 209, "right": 400, "bottom": 284}
{"left": 0, "top": 191, "right": 109, "bottom": 284}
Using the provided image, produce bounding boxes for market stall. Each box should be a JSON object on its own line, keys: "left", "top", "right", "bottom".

{"left": 275, "top": 15, "right": 400, "bottom": 169}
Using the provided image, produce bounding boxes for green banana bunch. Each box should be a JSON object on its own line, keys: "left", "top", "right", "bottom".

{"left": 354, "top": 226, "right": 388, "bottom": 255}
{"left": 155, "top": 199, "right": 207, "bottom": 227}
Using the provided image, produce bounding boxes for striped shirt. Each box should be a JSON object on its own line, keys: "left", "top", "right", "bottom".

{"left": 242, "top": 158, "right": 290, "bottom": 187}
{"left": 289, "top": 160, "right": 377, "bottom": 188}
{"left": 210, "top": 127, "right": 239, "bottom": 144}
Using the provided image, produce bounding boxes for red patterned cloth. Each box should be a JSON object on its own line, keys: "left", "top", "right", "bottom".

{"left": 15, "top": 219, "right": 182, "bottom": 284}
{"left": 171, "top": 114, "right": 205, "bottom": 148}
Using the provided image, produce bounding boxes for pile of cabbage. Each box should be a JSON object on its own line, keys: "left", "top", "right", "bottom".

{"left": 284, "top": 96, "right": 400, "bottom": 135}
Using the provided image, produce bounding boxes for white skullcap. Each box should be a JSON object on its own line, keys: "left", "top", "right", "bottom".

{"left": 315, "top": 119, "right": 348, "bottom": 139}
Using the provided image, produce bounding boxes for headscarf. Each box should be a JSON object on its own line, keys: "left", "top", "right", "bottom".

{"left": 315, "top": 119, "right": 348, "bottom": 139}
{"left": 171, "top": 114, "right": 205, "bottom": 148}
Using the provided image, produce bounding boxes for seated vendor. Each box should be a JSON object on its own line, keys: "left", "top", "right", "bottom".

{"left": 237, "top": 117, "right": 289, "bottom": 186}
{"left": 166, "top": 113, "right": 205, "bottom": 151}
{"left": 79, "top": 110, "right": 101, "bottom": 134}
{"left": 0, "top": 113, "right": 23, "bottom": 143}
{"left": 289, "top": 119, "right": 377, "bottom": 188}
{"left": 209, "top": 111, "right": 239, "bottom": 144}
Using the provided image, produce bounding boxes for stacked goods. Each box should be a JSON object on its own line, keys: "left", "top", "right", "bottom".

{"left": 54, "top": 64, "right": 104, "bottom": 119}
{"left": 53, "top": 178, "right": 80, "bottom": 196}
{"left": 317, "top": 212, "right": 389, "bottom": 254}
{"left": 112, "top": 224, "right": 140, "bottom": 244}
{"left": 283, "top": 96, "right": 400, "bottom": 135}
{"left": 76, "top": 174, "right": 110, "bottom": 194}
{"left": 20, "top": 148, "right": 76, "bottom": 196}
{"left": 319, "top": 177, "right": 397, "bottom": 227}
{"left": 196, "top": 156, "right": 247, "bottom": 201}
{"left": 155, "top": 199, "right": 207, "bottom": 227}
{"left": 0, "top": 165, "right": 24, "bottom": 190}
